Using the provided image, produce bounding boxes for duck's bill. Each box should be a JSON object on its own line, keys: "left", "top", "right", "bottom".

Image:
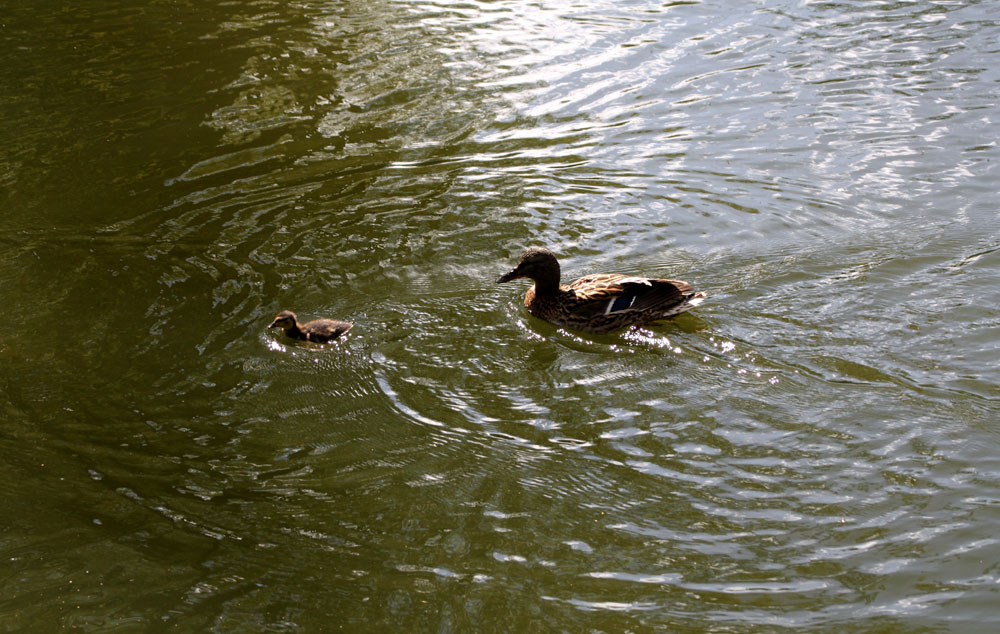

{"left": 496, "top": 269, "right": 521, "bottom": 284}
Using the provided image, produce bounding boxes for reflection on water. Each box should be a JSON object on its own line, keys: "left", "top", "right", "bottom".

{"left": 2, "top": 0, "right": 1000, "bottom": 630}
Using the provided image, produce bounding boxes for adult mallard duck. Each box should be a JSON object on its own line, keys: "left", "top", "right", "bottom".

{"left": 497, "top": 247, "right": 705, "bottom": 334}
{"left": 268, "top": 310, "right": 353, "bottom": 343}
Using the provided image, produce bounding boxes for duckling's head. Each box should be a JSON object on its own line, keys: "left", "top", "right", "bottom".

{"left": 497, "top": 247, "right": 560, "bottom": 287}
{"left": 269, "top": 310, "right": 298, "bottom": 331}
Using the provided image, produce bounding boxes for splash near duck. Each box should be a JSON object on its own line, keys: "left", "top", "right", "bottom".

{"left": 497, "top": 247, "right": 705, "bottom": 334}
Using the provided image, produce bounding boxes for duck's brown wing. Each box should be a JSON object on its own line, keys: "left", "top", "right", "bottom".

{"left": 626, "top": 277, "right": 693, "bottom": 311}
{"left": 564, "top": 274, "right": 630, "bottom": 317}
{"left": 303, "top": 319, "right": 354, "bottom": 342}
{"left": 567, "top": 274, "right": 691, "bottom": 316}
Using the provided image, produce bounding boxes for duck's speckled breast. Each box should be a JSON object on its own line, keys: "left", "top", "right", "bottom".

{"left": 524, "top": 285, "right": 536, "bottom": 310}
{"left": 523, "top": 284, "right": 576, "bottom": 326}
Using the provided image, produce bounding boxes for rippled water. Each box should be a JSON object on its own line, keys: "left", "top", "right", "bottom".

{"left": 3, "top": 0, "right": 999, "bottom": 631}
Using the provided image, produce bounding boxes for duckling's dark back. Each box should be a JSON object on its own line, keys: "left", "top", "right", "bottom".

{"left": 299, "top": 318, "right": 353, "bottom": 343}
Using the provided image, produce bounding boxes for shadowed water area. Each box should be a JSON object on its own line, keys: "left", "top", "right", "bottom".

{"left": 2, "top": 0, "right": 999, "bottom": 631}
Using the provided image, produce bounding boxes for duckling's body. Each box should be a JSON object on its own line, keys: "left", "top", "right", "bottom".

{"left": 269, "top": 310, "right": 353, "bottom": 343}
{"left": 497, "top": 247, "right": 705, "bottom": 334}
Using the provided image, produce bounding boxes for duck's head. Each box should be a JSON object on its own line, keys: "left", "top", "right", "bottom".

{"left": 496, "top": 247, "right": 560, "bottom": 286}
{"left": 269, "top": 310, "right": 298, "bottom": 330}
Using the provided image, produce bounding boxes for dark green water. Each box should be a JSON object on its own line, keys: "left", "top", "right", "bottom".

{"left": 3, "top": 0, "right": 999, "bottom": 631}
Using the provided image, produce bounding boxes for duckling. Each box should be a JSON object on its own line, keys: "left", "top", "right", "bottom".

{"left": 268, "top": 310, "right": 353, "bottom": 343}
{"left": 497, "top": 247, "right": 705, "bottom": 334}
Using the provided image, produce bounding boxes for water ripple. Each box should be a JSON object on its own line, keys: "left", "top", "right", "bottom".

{"left": 4, "top": 0, "right": 1000, "bottom": 631}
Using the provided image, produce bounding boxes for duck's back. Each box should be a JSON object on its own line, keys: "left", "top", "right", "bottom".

{"left": 301, "top": 319, "right": 353, "bottom": 342}
{"left": 525, "top": 273, "right": 700, "bottom": 334}
{"left": 568, "top": 274, "right": 691, "bottom": 311}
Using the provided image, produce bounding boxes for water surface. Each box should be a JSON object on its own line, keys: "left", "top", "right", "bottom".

{"left": 2, "top": 0, "right": 999, "bottom": 631}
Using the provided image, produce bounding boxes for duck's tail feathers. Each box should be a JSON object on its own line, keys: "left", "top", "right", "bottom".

{"left": 684, "top": 291, "right": 707, "bottom": 308}
{"left": 661, "top": 291, "right": 706, "bottom": 318}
